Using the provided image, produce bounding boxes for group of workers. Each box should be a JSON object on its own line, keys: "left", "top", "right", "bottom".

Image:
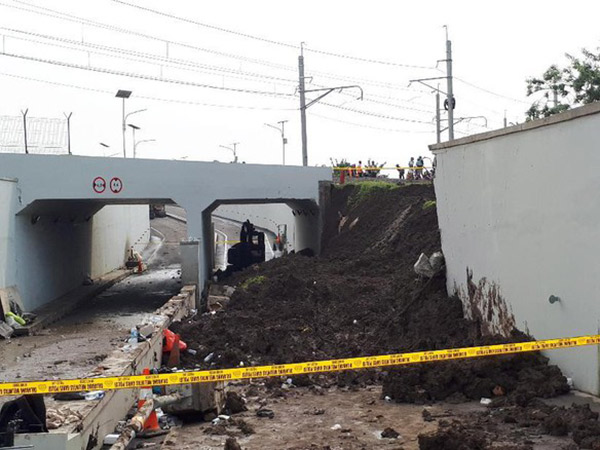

{"left": 334, "top": 156, "right": 436, "bottom": 182}
{"left": 395, "top": 156, "right": 435, "bottom": 180}
{"left": 334, "top": 159, "right": 386, "bottom": 179}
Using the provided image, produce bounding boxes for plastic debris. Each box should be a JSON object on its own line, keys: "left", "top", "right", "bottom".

{"left": 256, "top": 408, "right": 275, "bottom": 419}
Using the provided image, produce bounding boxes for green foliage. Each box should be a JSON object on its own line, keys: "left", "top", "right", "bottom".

{"left": 348, "top": 181, "right": 399, "bottom": 207}
{"left": 526, "top": 48, "right": 600, "bottom": 120}
{"left": 422, "top": 200, "right": 437, "bottom": 210}
{"left": 240, "top": 276, "right": 267, "bottom": 290}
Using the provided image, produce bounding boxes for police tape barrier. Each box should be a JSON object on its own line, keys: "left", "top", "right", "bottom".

{"left": 1, "top": 335, "right": 599, "bottom": 397}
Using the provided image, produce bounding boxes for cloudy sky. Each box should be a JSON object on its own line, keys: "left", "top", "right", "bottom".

{"left": 1, "top": 0, "right": 599, "bottom": 171}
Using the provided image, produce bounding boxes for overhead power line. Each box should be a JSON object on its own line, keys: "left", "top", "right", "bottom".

{"left": 454, "top": 76, "right": 530, "bottom": 105}
{"left": 0, "top": 72, "right": 298, "bottom": 110}
{"left": 111, "top": 0, "right": 435, "bottom": 69}
{"left": 0, "top": 50, "right": 297, "bottom": 98}
{"left": 309, "top": 112, "right": 434, "bottom": 134}
{"left": 3, "top": 1, "right": 293, "bottom": 71}
{"left": 319, "top": 102, "right": 433, "bottom": 125}
{"left": 3, "top": 2, "right": 432, "bottom": 97}
{"left": 0, "top": 27, "right": 299, "bottom": 86}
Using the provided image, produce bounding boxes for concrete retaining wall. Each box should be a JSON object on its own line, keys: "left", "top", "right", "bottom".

{"left": 431, "top": 102, "right": 600, "bottom": 395}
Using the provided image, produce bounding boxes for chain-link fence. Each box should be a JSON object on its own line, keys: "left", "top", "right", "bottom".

{"left": 0, "top": 115, "right": 68, "bottom": 154}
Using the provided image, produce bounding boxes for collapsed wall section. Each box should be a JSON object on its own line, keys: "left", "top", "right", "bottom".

{"left": 431, "top": 102, "right": 600, "bottom": 395}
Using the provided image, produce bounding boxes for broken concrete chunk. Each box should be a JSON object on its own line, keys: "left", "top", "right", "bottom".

{"left": 414, "top": 253, "right": 435, "bottom": 278}
{"left": 0, "top": 321, "right": 13, "bottom": 339}
{"left": 429, "top": 252, "right": 445, "bottom": 272}
{"left": 414, "top": 252, "right": 445, "bottom": 278}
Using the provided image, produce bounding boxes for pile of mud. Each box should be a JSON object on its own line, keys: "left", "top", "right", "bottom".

{"left": 418, "top": 401, "right": 600, "bottom": 449}
{"left": 173, "top": 183, "right": 567, "bottom": 405}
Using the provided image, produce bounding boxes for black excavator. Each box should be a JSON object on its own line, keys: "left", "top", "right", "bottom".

{"left": 225, "top": 220, "right": 265, "bottom": 274}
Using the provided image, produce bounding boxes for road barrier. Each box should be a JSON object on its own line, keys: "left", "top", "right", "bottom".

{"left": 1, "top": 334, "right": 598, "bottom": 397}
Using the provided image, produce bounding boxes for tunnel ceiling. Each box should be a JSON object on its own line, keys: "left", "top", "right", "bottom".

{"left": 18, "top": 198, "right": 175, "bottom": 218}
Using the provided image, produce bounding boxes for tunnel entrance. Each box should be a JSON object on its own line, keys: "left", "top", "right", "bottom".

{"left": 0, "top": 197, "right": 190, "bottom": 392}
{"left": 11, "top": 197, "right": 187, "bottom": 315}
{"left": 205, "top": 200, "right": 320, "bottom": 280}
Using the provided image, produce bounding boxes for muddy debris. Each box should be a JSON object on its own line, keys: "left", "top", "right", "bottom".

{"left": 224, "top": 391, "right": 247, "bottom": 415}
{"left": 418, "top": 421, "right": 487, "bottom": 450}
{"left": 223, "top": 437, "right": 242, "bottom": 450}
{"left": 381, "top": 427, "right": 401, "bottom": 439}
{"left": 171, "top": 183, "right": 587, "bottom": 448}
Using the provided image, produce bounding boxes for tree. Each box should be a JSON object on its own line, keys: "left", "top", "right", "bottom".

{"left": 526, "top": 48, "right": 600, "bottom": 120}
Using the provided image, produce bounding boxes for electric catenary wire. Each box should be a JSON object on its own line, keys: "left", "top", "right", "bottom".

{"left": 110, "top": 0, "right": 436, "bottom": 69}
{"left": 0, "top": 51, "right": 297, "bottom": 98}
{"left": 0, "top": 72, "right": 299, "bottom": 111}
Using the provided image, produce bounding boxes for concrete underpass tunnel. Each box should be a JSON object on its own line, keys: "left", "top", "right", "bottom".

{"left": 13, "top": 197, "right": 178, "bottom": 312}
{"left": 198, "top": 199, "right": 321, "bottom": 280}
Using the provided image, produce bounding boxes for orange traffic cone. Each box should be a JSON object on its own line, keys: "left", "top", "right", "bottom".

{"left": 138, "top": 368, "right": 162, "bottom": 436}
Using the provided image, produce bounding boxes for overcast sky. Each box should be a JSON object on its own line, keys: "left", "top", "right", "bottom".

{"left": 1, "top": 0, "right": 599, "bottom": 171}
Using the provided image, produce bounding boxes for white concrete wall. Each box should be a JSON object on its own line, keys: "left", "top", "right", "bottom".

{"left": 91, "top": 205, "right": 150, "bottom": 278}
{"left": 0, "top": 178, "right": 18, "bottom": 291}
{"left": 432, "top": 102, "right": 600, "bottom": 395}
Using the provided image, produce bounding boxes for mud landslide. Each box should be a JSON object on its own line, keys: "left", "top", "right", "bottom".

{"left": 172, "top": 183, "right": 595, "bottom": 448}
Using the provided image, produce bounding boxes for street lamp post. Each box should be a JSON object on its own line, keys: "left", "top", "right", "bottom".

{"left": 115, "top": 90, "right": 132, "bottom": 158}
{"left": 265, "top": 120, "right": 288, "bottom": 165}
{"left": 219, "top": 143, "right": 239, "bottom": 163}
{"left": 134, "top": 139, "right": 156, "bottom": 157}
{"left": 128, "top": 124, "right": 140, "bottom": 158}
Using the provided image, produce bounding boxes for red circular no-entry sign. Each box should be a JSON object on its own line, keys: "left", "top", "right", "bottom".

{"left": 93, "top": 176, "right": 106, "bottom": 194}
{"left": 110, "top": 177, "right": 123, "bottom": 194}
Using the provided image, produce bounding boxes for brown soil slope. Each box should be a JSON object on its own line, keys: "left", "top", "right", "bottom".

{"left": 174, "top": 183, "right": 565, "bottom": 402}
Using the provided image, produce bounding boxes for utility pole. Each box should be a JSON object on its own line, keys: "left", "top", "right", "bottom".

{"left": 444, "top": 26, "right": 455, "bottom": 141}
{"left": 21, "top": 109, "right": 28, "bottom": 154}
{"left": 298, "top": 43, "right": 363, "bottom": 166}
{"left": 64, "top": 112, "right": 72, "bottom": 155}
{"left": 265, "top": 120, "right": 288, "bottom": 165}
{"left": 435, "top": 89, "right": 441, "bottom": 144}
{"left": 299, "top": 43, "right": 308, "bottom": 167}
{"left": 219, "top": 143, "right": 239, "bottom": 163}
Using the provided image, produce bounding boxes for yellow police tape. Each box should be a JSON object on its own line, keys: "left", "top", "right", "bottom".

{"left": 1, "top": 335, "right": 599, "bottom": 397}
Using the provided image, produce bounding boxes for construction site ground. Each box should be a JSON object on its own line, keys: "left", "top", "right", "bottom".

{"left": 164, "top": 384, "right": 600, "bottom": 450}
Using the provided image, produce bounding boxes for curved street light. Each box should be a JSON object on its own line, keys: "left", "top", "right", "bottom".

{"left": 134, "top": 139, "right": 156, "bottom": 157}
